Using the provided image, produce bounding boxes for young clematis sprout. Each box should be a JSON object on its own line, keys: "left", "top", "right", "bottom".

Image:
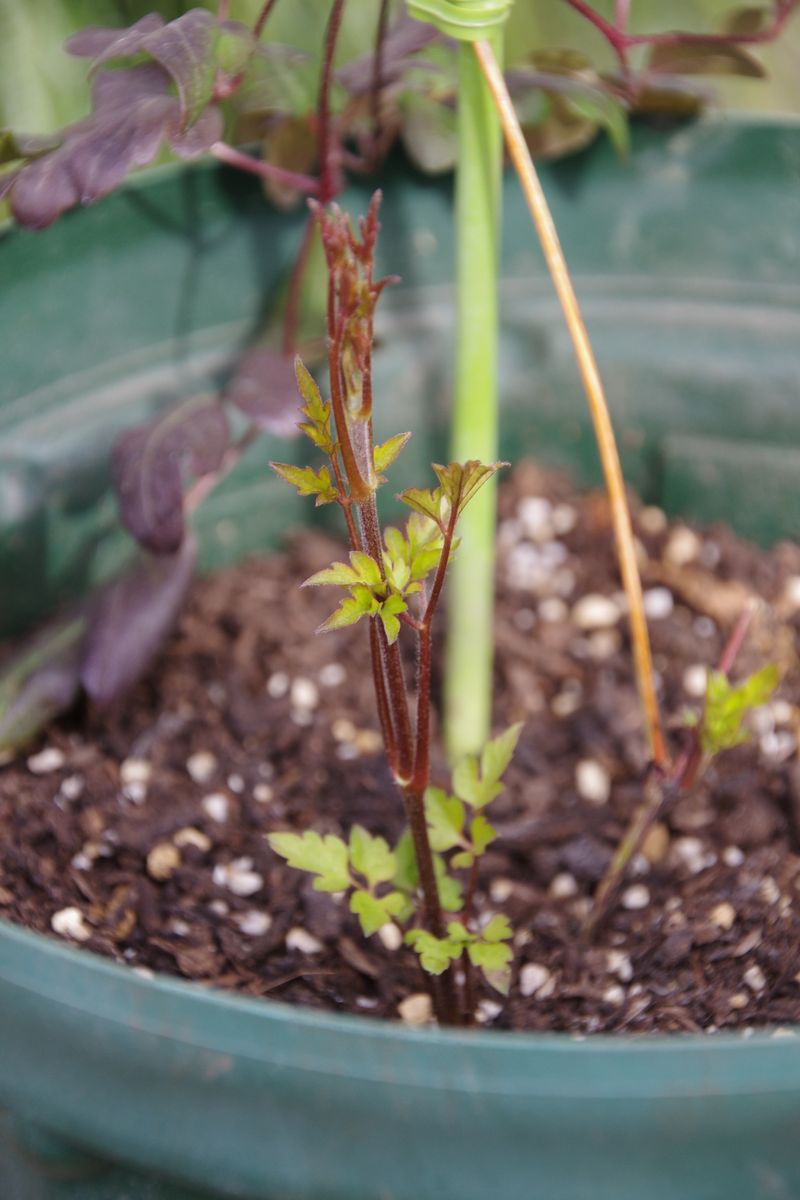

{"left": 269, "top": 195, "right": 518, "bottom": 1025}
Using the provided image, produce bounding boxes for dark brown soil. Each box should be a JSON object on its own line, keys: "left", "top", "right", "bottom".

{"left": 2, "top": 462, "right": 800, "bottom": 1034}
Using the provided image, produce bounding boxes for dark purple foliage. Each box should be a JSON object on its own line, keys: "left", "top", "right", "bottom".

{"left": 226, "top": 345, "right": 302, "bottom": 437}
{"left": 112, "top": 397, "right": 229, "bottom": 555}
{"left": 5, "top": 9, "right": 255, "bottom": 229}
{"left": 335, "top": 12, "right": 442, "bottom": 96}
{"left": 81, "top": 535, "right": 197, "bottom": 705}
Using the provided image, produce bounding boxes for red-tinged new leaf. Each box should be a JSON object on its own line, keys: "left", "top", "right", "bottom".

{"left": 227, "top": 345, "right": 301, "bottom": 438}
{"left": 113, "top": 396, "right": 229, "bottom": 555}
{"left": 398, "top": 485, "right": 445, "bottom": 526}
{"left": 432, "top": 460, "right": 507, "bottom": 517}
{"left": 81, "top": 536, "right": 197, "bottom": 705}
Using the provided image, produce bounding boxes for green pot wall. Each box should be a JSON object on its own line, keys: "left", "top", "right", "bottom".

{"left": 1, "top": 119, "right": 800, "bottom": 1199}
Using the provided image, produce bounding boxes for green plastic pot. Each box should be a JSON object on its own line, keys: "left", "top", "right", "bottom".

{"left": 2, "top": 119, "right": 800, "bottom": 1200}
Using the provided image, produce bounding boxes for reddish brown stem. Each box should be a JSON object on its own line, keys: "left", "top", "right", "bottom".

{"left": 370, "top": 0, "right": 392, "bottom": 144}
{"left": 369, "top": 619, "right": 399, "bottom": 775}
{"left": 317, "top": 0, "right": 347, "bottom": 205}
{"left": 210, "top": 143, "right": 319, "bottom": 194}
{"left": 412, "top": 491, "right": 461, "bottom": 792}
{"left": 253, "top": 0, "right": 281, "bottom": 39}
{"left": 563, "top": 0, "right": 798, "bottom": 75}
{"left": 402, "top": 787, "right": 460, "bottom": 1025}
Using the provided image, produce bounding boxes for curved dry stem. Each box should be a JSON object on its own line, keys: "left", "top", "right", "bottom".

{"left": 472, "top": 38, "right": 667, "bottom": 769}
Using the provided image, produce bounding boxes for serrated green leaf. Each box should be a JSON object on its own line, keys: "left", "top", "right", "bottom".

{"left": 374, "top": 432, "right": 411, "bottom": 475}
{"left": 349, "top": 825, "right": 396, "bottom": 888}
{"left": 450, "top": 850, "right": 475, "bottom": 870}
{"left": 384, "top": 526, "right": 407, "bottom": 562}
{"left": 424, "top": 786, "right": 465, "bottom": 852}
{"left": 470, "top": 815, "right": 496, "bottom": 857}
{"left": 268, "top": 830, "right": 351, "bottom": 892}
{"left": 445, "top": 920, "right": 471, "bottom": 945}
{"left": 482, "top": 914, "right": 513, "bottom": 943}
{"left": 271, "top": 462, "right": 337, "bottom": 505}
{"left": 318, "top": 587, "right": 377, "bottom": 634}
{"left": 303, "top": 560, "right": 361, "bottom": 588}
{"left": 452, "top": 753, "right": 480, "bottom": 807}
{"left": 294, "top": 356, "right": 334, "bottom": 452}
{"left": 405, "top": 928, "right": 462, "bottom": 975}
{"left": 392, "top": 830, "right": 418, "bottom": 895}
{"left": 350, "top": 551, "right": 383, "bottom": 588}
{"left": 379, "top": 594, "right": 407, "bottom": 644}
{"left": 434, "top": 856, "right": 463, "bottom": 913}
{"left": 468, "top": 940, "right": 513, "bottom": 972}
{"left": 701, "top": 663, "right": 779, "bottom": 755}
{"left": 350, "top": 889, "right": 394, "bottom": 936}
{"left": 481, "top": 723, "right": 523, "bottom": 791}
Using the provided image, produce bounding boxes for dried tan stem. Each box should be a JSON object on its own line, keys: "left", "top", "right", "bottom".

{"left": 472, "top": 38, "right": 666, "bottom": 768}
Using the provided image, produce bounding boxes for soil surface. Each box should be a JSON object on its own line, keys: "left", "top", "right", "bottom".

{"left": 2, "top": 462, "right": 800, "bottom": 1034}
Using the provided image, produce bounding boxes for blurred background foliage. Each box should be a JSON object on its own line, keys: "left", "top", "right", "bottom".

{"left": 1, "top": 1, "right": 797, "bottom": 136}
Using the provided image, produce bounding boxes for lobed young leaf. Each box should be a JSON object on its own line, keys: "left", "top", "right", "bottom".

{"left": 378, "top": 594, "right": 407, "bottom": 644}
{"left": 452, "top": 723, "right": 522, "bottom": 810}
{"left": 271, "top": 463, "right": 338, "bottom": 507}
{"left": 374, "top": 432, "right": 411, "bottom": 477}
{"left": 431, "top": 460, "right": 508, "bottom": 517}
{"left": 268, "top": 830, "right": 351, "bottom": 892}
{"left": 392, "top": 832, "right": 462, "bottom": 914}
{"left": 404, "top": 928, "right": 463, "bottom": 975}
{"left": 294, "top": 357, "right": 335, "bottom": 454}
{"left": 304, "top": 551, "right": 382, "bottom": 589}
{"left": 350, "top": 888, "right": 407, "bottom": 937}
{"left": 349, "top": 825, "right": 396, "bottom": 888}
{"left": 318, "top": 587, "right": 378, "bottom": 634}
{"left": 424, "top": 787, "right": 465, "bottom": 852}
{"left": 398, "top": 484, "right": 446, "bottom": 527}
{"left": 701, "top": 664, "right": 779, "bottom": 756}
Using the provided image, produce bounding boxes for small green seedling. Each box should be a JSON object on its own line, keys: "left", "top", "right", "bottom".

{"left": 268, "top": 196, "right": 519, "bottom": 1024}
{"left": 698, "top": 664, "right": 780, "bottom": 756}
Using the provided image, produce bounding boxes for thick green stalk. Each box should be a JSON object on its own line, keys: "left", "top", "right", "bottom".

{"left": 443, "top": 32, "right": 503, "bottom": 761}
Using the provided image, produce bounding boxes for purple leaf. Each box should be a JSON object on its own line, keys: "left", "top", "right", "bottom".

{"left": 84, "top": 9, "right": 223, "bottom": 125}
{"left": 8, "top": 65, "right": 176, "bottom": 228}
{"left": 66, "top": 14, "right": 165, "bottom": 59}
{"left": 226, "top": 345, "right": 302, "bottom": 437}
{"left": 81, "top": 537, "right": 197, "bottom": 706}
{"left": 112, "top": 397, "right": 229, "bottom": 555}
{"left": 168, "top": 104, "right": 224, "bottom": 159}
{"left": 336, "top": 13, "right": 442, "bottom": 96}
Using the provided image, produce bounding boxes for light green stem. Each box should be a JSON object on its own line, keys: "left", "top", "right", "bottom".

{"left": 443, "top": 33, "right": 503, "bottom": 762}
